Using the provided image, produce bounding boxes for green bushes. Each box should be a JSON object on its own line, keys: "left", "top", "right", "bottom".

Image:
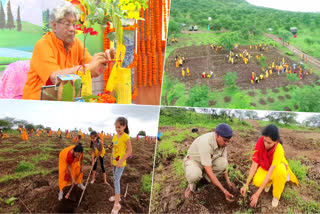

{"left": 173, "top": 158, "right": 184, "bottom": 176}
{"left": 223, "top": 72, "right": 238, "bottom": 93}
{"left": 286, "top": 51, "right": 294, "bottom": 56}
{"left": 15, "top": 161, "right": 35, "bottom": 173}
{"left": 259, "top": 56, "right": 267, "bottom": 68}
{"left": 141, "top": 173, "right": 153, "bottom": 193}
{"left": 288, "top": 159, "right": 308, "bottom": 182}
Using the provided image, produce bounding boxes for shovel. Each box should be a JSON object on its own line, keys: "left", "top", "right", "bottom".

{"left": 77, "top": 157, "right": 97, "bottom": 207}
{"left": 65, "top": 172, "right": 83, "bottom": 199}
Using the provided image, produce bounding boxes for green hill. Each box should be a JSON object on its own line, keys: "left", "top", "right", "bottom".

{"left": 169, "top": 0, "right": 320, "bottom": 59}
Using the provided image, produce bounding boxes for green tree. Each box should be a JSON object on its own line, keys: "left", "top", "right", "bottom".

{"left": 210, "top": 20, "right": 221, "bottom": 31}
{"left": 42, "top": 9, "right": 50, "bottom": 35}
{"left": 0, "top": 120, "right": 12, "bottom": 130}
{"left": 138, "top": 130, "right": 146, "bottom": 136}
{"left": 218, "top": 32, "right": 239, "bottom": 51}
{"left": 265, "top": 112, "right": 297, "bottom": 125}
{"left": 223, "top": 72, "right": 238, "bottom": 92}
{"left": 303, "top": 114, "right": 320, "bottom": 127}
{"left": 245, "top": 111, "right": 259, "bottom": 120}
{"left": 35, "top": 124, "right": 45, "bottom": 129}
{"left": 228, "top": 93, "right": 254, "bottom": 110}
{"left": 239, "top": 28, "right": 249, "bottom": 40}
{"left": 168, "top": 20, "right": 181, "bottom": 36}
{"left": 0, "top": 2, "right": 5, "bottom": 29}
{"left": 6, "top": 0, "right": 15, "bottom": 29}
{"left": 287, "top": 74, "right": 299, "bottom": 88}
{"left": 15, "top": 120, "right": 28, "bottom": 127}
{"left": 186, "top": 85, "right": 209, "bottom": 107}
{"left": 294, "top": 86, "right": 320, "bottom": 112}
{"left": 25, "top": 123, "right": 35, "bottom": 131}
{"left": 279, "top": 30, "right": 291, "bottom": 45}
{"left": 16, "top": 6, "right": 21, "bottom": 31}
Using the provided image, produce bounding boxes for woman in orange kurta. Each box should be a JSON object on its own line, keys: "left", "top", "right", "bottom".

{"left": 99, "top": 131, "right": 105, "bottom": 143}
{"left": 21, "top": 128, "right": 28, "bottom": 141}
{"left": 58, "top": 143, "right": 85, "bottom": 201}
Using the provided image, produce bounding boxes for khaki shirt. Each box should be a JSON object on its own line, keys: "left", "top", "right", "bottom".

{"left": 187, "top": 132, "right": 227, "bottom": 167}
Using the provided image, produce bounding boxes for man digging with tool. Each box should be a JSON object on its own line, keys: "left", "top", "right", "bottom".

{"left": 183, "top": 123, "right": 237, "bottom": 202}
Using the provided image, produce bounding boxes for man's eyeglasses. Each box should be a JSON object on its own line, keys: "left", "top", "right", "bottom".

{"left": 59, "top": 21, "right": 76, "bottom": 29}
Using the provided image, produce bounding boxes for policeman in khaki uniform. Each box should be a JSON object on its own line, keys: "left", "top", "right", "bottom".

{"left": 183, "top": 123, "right": 236, "bottom": 201}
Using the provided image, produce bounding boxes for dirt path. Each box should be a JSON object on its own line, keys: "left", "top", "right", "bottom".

{"left": 264, "top": 33, "right": 320, "bottom": 69}
{"left": 181, "top": 30, "right": 215, "bottom": 34}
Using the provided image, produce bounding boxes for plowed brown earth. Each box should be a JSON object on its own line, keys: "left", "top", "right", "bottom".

{"left": 166, "top": 45, "right": 318, "bottom": 90}
{"left": 0, "top": 134, "right": 155, "bottom": 213}
{"left": 151, "top": 121, "right": 320, "bottom": 213}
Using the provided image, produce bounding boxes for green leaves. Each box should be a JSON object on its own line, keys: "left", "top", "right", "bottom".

{"left": 4, "top": 197, "right": 17, "bottom": 206}
{"left": 81, "top": 94, "right": 99, "bottom": 102}
{"left": 62, "top": 81, "right": 74, "bottom": 102}
{"left": 218, "top": 32, "right": 239, "bottom": 51}
{"left": 74, "top": 79, "right": 82, "bottom": 97}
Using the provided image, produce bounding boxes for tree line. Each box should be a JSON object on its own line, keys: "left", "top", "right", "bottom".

{"left": 168, "top": 0, "right": 320, "bottom": 38}
{"left": 160, "top": 107, "right": 320, "bottom": 127}
{"left": 0, "top": 117, "right": 49, "bottom": 131}
{"left": 0, "top": 0, "right": 21, "bottom": 31}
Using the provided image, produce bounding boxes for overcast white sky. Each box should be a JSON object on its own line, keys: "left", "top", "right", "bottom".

{"left": 0, "top": 100, "right": 160, "bottom": 137}
{"left": 192, "top": 107, "right": 317, "bottom": 124}
{"left": 246, "top": 0, "right": 320, "bottom": 12}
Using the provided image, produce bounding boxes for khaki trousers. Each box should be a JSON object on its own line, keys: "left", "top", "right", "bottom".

{"left": 183, "top": 156, "right": 228, "bottom": 191}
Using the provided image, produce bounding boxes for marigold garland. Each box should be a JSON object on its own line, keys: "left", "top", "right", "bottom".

{"left": 137, "top": 19, "right": 142, "bottom": 87}
{"left": 156, "top": 0, "right": 163, "bottom": 84}
{"left": 96, "top": 92, "right": 116, "bottom": 103}
{"left": 132, "top": 86, "right": 138, "bottom": 99}
{"left": 141, "top": 7, "right": 147, "bottom": 86}
{"left": 101, "top": 0, "right": 170, "bottom": 94}
{"left": 150, "top": 0, "right": 157, "bottom": 85}
{"left": 103, "top": 22, "right": 111, "bottom": 92}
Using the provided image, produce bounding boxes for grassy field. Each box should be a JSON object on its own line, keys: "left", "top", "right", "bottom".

{"left": 162, "top": 72, "right": 320, "bottom": 111}
{"left": 281, "top": 28, "right": 320, "bottom": 60}
{"left": 0, "top": 57, "right": 30, "bottom": 65}
{"left": 0, "top": 22, "right": 43, "bottom": 50}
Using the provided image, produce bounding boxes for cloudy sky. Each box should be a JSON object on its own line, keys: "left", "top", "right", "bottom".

{"left": 0, "top": 100, "right": 160, "bottom": 137}
{"left": 192, "top": 107, "right": 316, "bottom": 124}
{"left": 246, "top": 0, "right": 320, "bottom": 12}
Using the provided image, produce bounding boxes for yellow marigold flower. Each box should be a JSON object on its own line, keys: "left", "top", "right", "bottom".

{"left": 127, "top": 3, "right": 136, "bottom": 10}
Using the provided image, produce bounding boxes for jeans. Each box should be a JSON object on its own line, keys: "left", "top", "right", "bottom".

{"left": 113, "top": 166, "right": 125, "bottom": 194}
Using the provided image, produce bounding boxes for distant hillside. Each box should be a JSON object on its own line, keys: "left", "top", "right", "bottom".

{"left": 170, "top": 0, "right": 320, "bottom": 33}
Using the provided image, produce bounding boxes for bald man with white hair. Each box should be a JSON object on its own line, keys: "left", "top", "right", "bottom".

{"left": 23, "top": 2, "right": 115, "bottom": 100}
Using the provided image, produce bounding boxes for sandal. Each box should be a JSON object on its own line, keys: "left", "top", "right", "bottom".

{"left": 109, "top": 196, "right": 121, "bottom": 202}
{"left": 111, "top": 203, "right": 121, "bottom": 214}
